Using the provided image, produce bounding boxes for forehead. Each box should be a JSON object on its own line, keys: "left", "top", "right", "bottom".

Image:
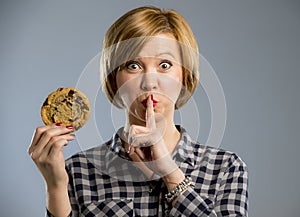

{"left": 137, "top": 34, "right": 181, "bottom": 62}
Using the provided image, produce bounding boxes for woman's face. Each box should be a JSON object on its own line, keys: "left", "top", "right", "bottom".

{"left": 115, "top": 34, "right": 183, "bottom": 125}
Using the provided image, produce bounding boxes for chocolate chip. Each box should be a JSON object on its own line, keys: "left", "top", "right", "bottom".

{"left": 68, "top": 90, "right": 75, "bottom": 97}
{"left": 75, "top": 96, "right": 83, "bottom": 103}
{"left": 81, "top": 104, "right": 89, "bottom": 111}
{"left": 51, "top": 114, "right": 55, "bottom": 123}
{"left": 42, "top": 98, "right": 49, "bottom": 106}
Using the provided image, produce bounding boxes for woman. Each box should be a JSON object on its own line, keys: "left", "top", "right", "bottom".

{"left": 28, "top": 6, "right": 248, "bottom": 217}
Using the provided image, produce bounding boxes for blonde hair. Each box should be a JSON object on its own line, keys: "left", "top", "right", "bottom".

{"left": 100, "top": 6, "right": 199, "bottom": 109}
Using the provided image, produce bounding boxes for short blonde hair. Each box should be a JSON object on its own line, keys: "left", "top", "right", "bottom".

{"left": 100, "top": 6, "right": 199, "bottom": 109}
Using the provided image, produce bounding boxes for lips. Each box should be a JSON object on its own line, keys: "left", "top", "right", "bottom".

{"left": 141, "top": 95, "right": 158, "bottom": 108}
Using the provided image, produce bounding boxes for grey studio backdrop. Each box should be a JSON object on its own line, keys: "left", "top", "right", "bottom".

{"left": 0, "top": 1, "right": 299, "bottom": 217}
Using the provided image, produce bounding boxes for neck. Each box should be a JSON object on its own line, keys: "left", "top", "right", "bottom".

{"left": 162, "top": 122, "right": 181, "bottom": 153}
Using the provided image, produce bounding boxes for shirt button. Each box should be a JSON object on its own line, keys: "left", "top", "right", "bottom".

{"left": 148, "top": 187, "right": 153, "bottom": 193}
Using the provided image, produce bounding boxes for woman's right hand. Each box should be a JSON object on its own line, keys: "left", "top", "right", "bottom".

{"left": 28, "top": 123, "right": 75, "bottom": 190}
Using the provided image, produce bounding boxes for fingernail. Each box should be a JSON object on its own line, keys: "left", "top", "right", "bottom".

{"left": 66, "top": 125, "right": 73, "bottom": 130}
{"left": 55, "top": 122, "right": 62, "bottom": 126}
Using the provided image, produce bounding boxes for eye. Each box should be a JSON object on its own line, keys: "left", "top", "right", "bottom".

{"left": 126, "top": 61, "right": 142, "bottom": 72}
{"left": 159, "top": 61, "right": 172, "bottom": 70}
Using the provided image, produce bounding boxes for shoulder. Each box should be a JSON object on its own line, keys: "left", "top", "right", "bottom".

{"left": 177, "top": 125, "right": 247, "bottom": 171}
{"left": 192, "top": 141, "right": 247, "bottom": 172}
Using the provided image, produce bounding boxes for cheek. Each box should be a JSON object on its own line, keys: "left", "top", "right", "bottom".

{"left": 162, "top": 68, "right": 183, "bottom": 93}
{"left": 116, "top": 71, "right": 127, "bottom": 89}
{"left": 116, "top": 73, "right": 141, "bottom": 106}
{"left": 159, "top": 74, "right": 182, "bottom": 102}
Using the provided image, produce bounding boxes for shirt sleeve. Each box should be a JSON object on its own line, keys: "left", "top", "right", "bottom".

{"left": 67, "top": 164, "right": 80, "bottom": 216}
{"left": 45, "top": 209, "right": 72, "bottom": 217}
{"left": 169, "top": 154, "right": 249, "bottom": 217}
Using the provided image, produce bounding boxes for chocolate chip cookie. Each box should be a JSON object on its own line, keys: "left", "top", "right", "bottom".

{"left": 41, "top": 87, "right": 90, "bottom": 131}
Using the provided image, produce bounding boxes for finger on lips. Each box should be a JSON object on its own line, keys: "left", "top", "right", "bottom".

{"left": 146, "top": 95, "right": 156, "bottom": 129}
{"left": 127, "top": 95, "right": 156, "bottom": 158}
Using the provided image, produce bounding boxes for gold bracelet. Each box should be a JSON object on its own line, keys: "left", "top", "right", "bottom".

{"left": 165, "top": 176, "right": 194, "bottom": 203}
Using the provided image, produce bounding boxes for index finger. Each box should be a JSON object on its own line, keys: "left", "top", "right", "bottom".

{"left": 146, "top": 95, "right": 156, "bottom": 129}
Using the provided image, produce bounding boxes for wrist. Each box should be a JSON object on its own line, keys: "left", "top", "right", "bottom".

{"left": 46, "top": 184, "right": 71, "bottom": 217}
{"left": 46, "top": 182, "right": 68, "bottom": 196}
{"left": 163, "top": 168, "right": 185, "bottom": 191}
{"left": 165, "top": 176, "right": 194, "bottom": 204}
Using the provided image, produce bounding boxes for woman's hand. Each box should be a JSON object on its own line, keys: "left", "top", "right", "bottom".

{"left": 28, "top": 123, "right": 75, "bottom": 189}
{"left": 28, "top": 123, "right": 74, "bottom": 217}
{"left": 127, "top": 95, "right": 178, "bottom": 177}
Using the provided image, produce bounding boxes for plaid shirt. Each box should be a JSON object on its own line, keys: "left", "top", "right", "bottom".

{"left": 46, "top": 126, "right": 248, "bottom": 216}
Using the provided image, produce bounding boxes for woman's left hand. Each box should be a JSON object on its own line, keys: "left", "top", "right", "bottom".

{"left": 127, "top": 95, "right": 178, "bottom": 177}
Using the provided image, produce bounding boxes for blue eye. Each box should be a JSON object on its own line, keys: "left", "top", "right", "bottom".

{"left": 159, "top": 61, "right": 172, "bottom": 70}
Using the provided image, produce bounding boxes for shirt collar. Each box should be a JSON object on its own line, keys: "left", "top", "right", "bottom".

{"left": 108, "top": 125, "right": 195, "bottom": 167}
{"left": 172, "top": 125, "right": 195, "bottom": 167}
{"left": 109, "top": 127, "right": 131, "bottom": 160}
{"left": 104, "top": 128, "right": 147, "bottom": 182}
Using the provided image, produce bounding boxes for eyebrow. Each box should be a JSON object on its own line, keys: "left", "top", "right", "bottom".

{"left": 135, "top": 52, "right": 178, "bottom": 60}
{"left": 156, "top": 52, "right": 177, "bottom": 59}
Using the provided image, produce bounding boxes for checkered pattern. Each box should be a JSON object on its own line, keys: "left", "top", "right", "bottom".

{"left": 46, "top": 126, "right": 248, "bottom": 216}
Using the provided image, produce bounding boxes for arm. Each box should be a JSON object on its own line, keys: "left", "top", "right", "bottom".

{"left": 46, "top": 166, "right": 78, "bottom": 217}
{"left": 28, "top": 124, "right": 74, "bottom": 217}
{"left": 169, "top": 154, "right": 248, "bottom": 217}
{"left": 214, "top": 154, "right": 248, "bottom": 216}
{"left": 126, "top": 96, "right": 248, "bottom": 216}
{"left": 46, "top": 185, "right": 72, "bottom": 217}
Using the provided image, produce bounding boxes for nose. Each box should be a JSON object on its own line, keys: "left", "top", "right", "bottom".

{"left": 140, "top": 71, "right": 158, "bottom": 91}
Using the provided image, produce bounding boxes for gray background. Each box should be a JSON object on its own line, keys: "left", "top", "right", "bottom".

{"left": 1, "top": 0, "right": 299, "bottom": 216}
